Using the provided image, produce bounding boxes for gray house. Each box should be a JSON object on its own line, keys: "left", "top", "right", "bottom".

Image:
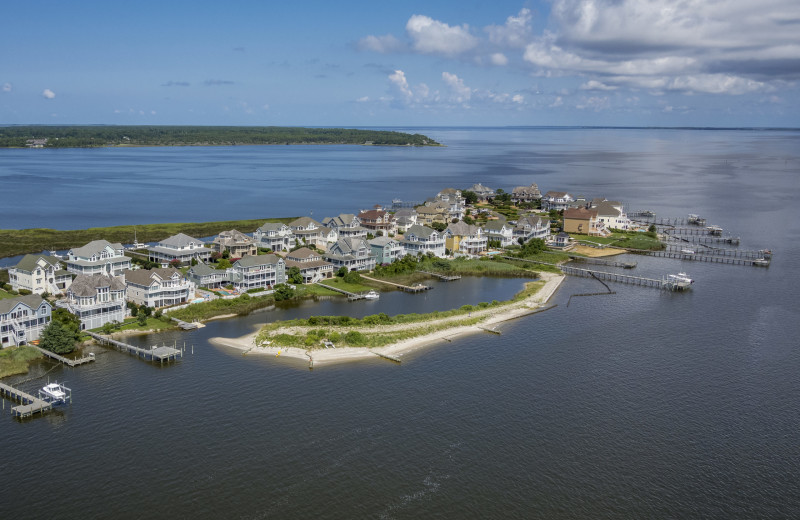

{"left": 324, "top": 237, "right": 376, "bottom": 272}
{"left": 231, "top": 255, "right": 286, "bottom": 290}
{"left": 148, "top": 233, "right": 212, "bottom": 266}
{"left": 61, "top": 273, "right": 127, "bottom": 330}
{"left": 65, "top": 239, "right": 132, "bottom": 276}
{"left": 368, "top": 236, "right": 404, "bottom": 265}
{"left": 0, "top": 295, "right": 52, "bottom": 347}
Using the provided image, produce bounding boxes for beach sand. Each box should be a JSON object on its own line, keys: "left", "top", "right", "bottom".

{"left": 210, "top": 272, "right": 564, "bottom": 368}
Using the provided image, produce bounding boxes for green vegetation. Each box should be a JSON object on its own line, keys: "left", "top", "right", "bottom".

{"left": 0, "top": 346, "right": 44, "bottom": 378}
{"left": 0, "top": 217, "right": 294, "bottom": 259}
{"left": 0, "top": 288, "right": 18, "bottom": 300}
{"left": 167, "top": 293, "right": 276, "bottom": 322}
{"left": 321, "top": 276, "right": 375, "bottom": 294}
{"left": 0, "top": 126, "right": 440, "bottom": 148}
{"left": 573, "top": 231, "right": 664, "bottom": 251}
{"left": 40, "top": 320, "right": 78, "bottom": 354}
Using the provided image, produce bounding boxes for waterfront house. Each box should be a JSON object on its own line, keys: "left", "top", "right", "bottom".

{"left": 8, "top": 254, "right": 72, "bottom": 295}
{"left": 393, "top": 208, "right": 418, "bottom": 233}
{"left": 467, "top": 183, "right": 496, "bottom": 201}
{"left": 211, "top": 229, "right": 257, "bottom": 258}
{"left": 415, "top": 205, "right": 448, "bottom": 226}
{"left": 123, "top": 268, "right": 194, "bottom": 308}
{"left": 368, "top": 236, "right": 404, "bottom": 264}
{"left": 513, "top": 215, "right": 551, "bottom": 243}
{"left": 324, "top": 237, "right": 377, "bottom": 271}
{"left": 357, "top": 209, "right": 396, "bottom": 236}
{"left": 231, "top": 255, "right": 286, "bottom": 291}
{"left": 542, "top": 191, "right": 575, "bottom": 211}
{"left": 444, "top": 221, "right": 487, "bottom": 255}
{"left": 435, "top": 188, "right": 466, "bottom": 220}
{"left": 511, "top": 183, "right": 542, "bottom": 204}
{"left": 65, "top": 240, "right": 132, "bottom": 276}
{"left": 322, "top": 214, "right": 368, "bottom": 239}
{"left": 187, "top": 262, "right": 230, "bottom": 289}
{"left": 284, "top": 247, "right": 334, "bottom": 283}
{"left": 318, "top": 226, "right": 340, "bottom": 249}
{"left": 400, "top": 225, "right": 446, "bottom": 258}
{"left": 61, "top": 273, "right": 127, "bottom": 330}
{"left": 148, "top": 233, "right": 212, "bottom": 266}
{"left": 0, "top": 295, "right": 52, "bottom": 348}
{"left": 593, "top": 201, "right": 632, "bottom": 231}
{"left": 482, "top": 220, "right": 515, "bottom": 248}
{"left": 563, "top": 207, "right": 608, "bottom": 236}
{"left": 254, "top": 222, "right": 294, "bottom": 252}
{"left": 288, "top": 217, "right": 324, "bottom": 248}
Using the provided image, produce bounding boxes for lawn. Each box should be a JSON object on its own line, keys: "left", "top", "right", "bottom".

{"left": 0, "top": 288, "right": 19, "bottom": 300}
{"left": 572, "top": 231, "right": 664, "bottom": 251}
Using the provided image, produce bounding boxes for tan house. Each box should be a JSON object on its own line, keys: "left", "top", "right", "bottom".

{"left": 563, "top": 208, "right": 608, "bottom": 236}
{"left": 211, "top": 229, "right": 257, "bottom": 258}
{"left": 284, "top": 247, "right": 334, "bottom": 283}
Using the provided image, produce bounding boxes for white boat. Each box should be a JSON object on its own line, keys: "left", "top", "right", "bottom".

{"left": 680, "top": 249, "right": 695, "bottom": 255}
{"left": 753, "top": 258, "right": 770, "bottom": 267}
{"left": 40, "top": 383, "right": 67, "bottom": 403}
{"left": 667, "top": 272, "right": 693, "bottom": 288}
{"left": 363, "top": 290, "right": 380, "bottom": 300}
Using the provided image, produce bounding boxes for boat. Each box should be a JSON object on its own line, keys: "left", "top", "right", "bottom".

{"left": 707, "top": 225, "right": 723, "bottom": 236}
{"left": 753, "top": 258, "right": 770, "bottom": 267}
{"left": 667, "top": 272, "right": 693, "bottom": 289}
{"left": 680, "top": 248, "right": 695, "bottom": 255}
{"left": 363, "top": 290, "right": 380, "bottom": 300}
{"left": 40, "top": 383, "right": 67, "bottom": 403}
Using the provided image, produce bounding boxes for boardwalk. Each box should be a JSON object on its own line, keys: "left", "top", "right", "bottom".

{"left": 316, "top": 282, "right": 368, "bottom": 301}
{"left": 30, "top": 345, "right": 94, "bottom": 367}
{"left": 627, "top": 248, "right": 770, "bottom": 266}
{"left": 86, "top": 331, "right": 183, "bottom": 363}
{"left": 418, "top": 270, "right": 462, "bottom": 281}
{"left": 0, "top": 381, "right": 52, "bottom": 418}
{"left": 358, "top": 275, "right": 431, "bottom": 293}
{"left": 665, "top": 233, "right": 740, "bottom": 245}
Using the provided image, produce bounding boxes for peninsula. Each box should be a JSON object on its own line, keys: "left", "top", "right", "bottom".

{"left": 0, "top": 126, "right": 440, "bottom": 148}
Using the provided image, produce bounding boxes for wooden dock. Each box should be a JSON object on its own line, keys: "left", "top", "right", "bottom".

{"left": 170, "top": 317, "right": 198, "bottom": 330}
{"left": 30, "top": 345, "right": 95, "bottom": 367}
{"left": 0, "top": 381, "right": 53, "bottom": 418}
{"left": 358, "top": 275, "right": 431, "bottom": 293}
{"left": 316, "top": 282, "right": 368, "bottom": 301}
{"left": 662, "top": 244, "right": 770, "bottom": 259}
{"left": 665, "top": 233, "right": 740, "bottom": 245}
{"left": 86, "top": 331, "right": 183, "bottom": 363}
{"left": 418, "top": 270, "right": 462, "bottom": 281}
{"left": 565, "top": 255, "right": 636, "bottom": 269}
{"left": 626, "top": 248, "right": 770, "bottom": 266}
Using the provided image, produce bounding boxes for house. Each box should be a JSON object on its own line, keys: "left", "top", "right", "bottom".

{"left": 65, "top": 239, "right": 132, "bottom": 276}
{"left": 322, "top": 214, "right": 367, "bottom": 239}
{"left": 393, "top": 208, "right": 418, "bottom": 233}
{"left": 415, "top": 204, "right": 448, "bottom": 226}
{"left": 230, "top": 255, "right": 286, "bottom": 291}
{"left": 0, "top": 295, "right": 52, "bottom": 347}
{"left": 563, "top": 207, "right": 608, "bottom": 236}
{"left": 444, "top": 221, "right": 487, "bottom": 255}
{"left": 187, "top": 262, "right": 230, "bottom": 289}
{"left": 254, "top": 222, "right": 294, "bottom": 252}
{"left": 435, "top": 188, "right": 466, "bottom": 220}
{"left": 124, "top": 268, "right": 194, "bottom": 308}
{"left": 60, "top": 273, "right": 127, "bottom": 330}
{"left": 284, "top": 247, "right": 334, "bottom": 284}
{"left": 542, "top": 191, "right": 575, "bottom": 211}
{"left": 211, "top": 229, "right": 257, "bottom": 258}
{"left": 553, "top": 232, "right": 572, "bottom": 249}
{"left": 368, "top": 236, "right": 404, "bottom": 264}
{"left": 400, "top": 225, "right": 446, "bottom": 258}
{"left": 324, "top": 237, "right": 377, "bottom": 271}
{"left": 357, "top": 209, "right": 396, "bottom": 236}
{"left": 513, "top": 215, "right": 551, "bottom": 243}
{"left": 8, "top": 254, "right": 72, "bottom": 295}
{"left": 482, "top": 220, "right": 515, "bottom": 248}
{"left": 593, "top": 201, "right": 632, "bottom": 231}
{"left": 467, "top": 183, "right": 495, "bottom": 201}
{"left": 318, "top": 226, "right": 340, "bottom": 249}
{"left": 148, "top": 233, "right": 212, "bottom": 266}
{"left": 511, "top": 183, "right": 542, "bottom": 204}
{"left": 288, "top": 217, "right": 324, "bottom": 248}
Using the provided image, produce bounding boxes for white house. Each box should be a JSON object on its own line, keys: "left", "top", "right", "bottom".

{"left": 284, "top": 247, "right": 334, "bottom": 284}
{"left": 254, "top": 222, "right": 295, "bottom": 252}
{"left": 511, "top": 183, "right": 542, "bottom": 204}
{"left": 513, "top": 215, "right": 551, "bottom": 243}
{"left": 61, "top": 273, "right": 127, "bottom": 330}
{"left": 148, "top": 233, "right": 212, "bottom": 266}
{"left": 230, "top": 255, "right": 286, "bottom": 290}
{"left": 324, "top": 237, "right": 377, "bottom": 271}
{"left": 482, "top": 220, "right": 515, "bottom": 248}
{"left": 542, "top": 191, "right": 575, "bottom": 211}
{"left": 65, "top": 239, "right": 131, "bottom": 276}
{"left": 400, "top": 225, "right": 446, "bottom": 258}
{"left": 124, "top": 268, "right": 194, "bottom": 308}
{"left": 8, "top": 254, "right": 72, "bottom": 295}
{"left": 187, "top": 262, "right": 230, "bottom": 289}
{"left": 435, "top": 188, "right": 466, "bottom": 220}
{"left": 393, "top": 208, "right": 418, "bottom": 233}
{"left": 0, "top": 295, "right": 52, "bottom": 348}
{"left": 288, "top": 217, "right": 325, "bottom": 249}
{"left": 593, "top": 201, "right": 632, "bottom": 231}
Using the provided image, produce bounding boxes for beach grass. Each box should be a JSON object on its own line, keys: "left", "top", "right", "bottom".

{"left": 167, "top": 293, "right": 276, "bottom": 322}
{"left": 0, "top": 345, "right": 43, "bottom": 379}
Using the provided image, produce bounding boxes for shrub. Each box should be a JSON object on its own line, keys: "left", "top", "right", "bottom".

{"left": 344, "top": 331, "right": 366, "bottom": 346}
{"left": 137, "top": 313, "right": 147, "bottom": 326}
{"left": 18, "top": 289, "right": 32, "bottom": 295}
{"left": 460, "top": 304, "right": 473, "bottom": 311}
{"left": 2, "top": 283, "right": 12, "bottom": 291}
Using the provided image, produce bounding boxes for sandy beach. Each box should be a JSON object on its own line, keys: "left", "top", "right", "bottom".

{"left": 210, "top": 272, "right": 564, "bottom": 367}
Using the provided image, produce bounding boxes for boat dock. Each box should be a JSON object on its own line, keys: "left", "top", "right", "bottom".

{"left": 29, "top": 345, "right": 95, "bottom": 367}
{"left": 418, "top": 270, "right": 462, "bottom": 281}
{"left": 315, "top": 282, "right": 370, "bottom": 301}
{"left": 627, "top": 248, "right": 771, "bottom": 266}
{"left": 170, "top": 317, "right": 199, "bottom": 330}
{"left": 358, "top": 275, "right": 431, "bottom": 293}
{"left": 662, "top": 244, "right": 770, "bottom": 259}
{"left": 564, "top": 255, "right": 636, "bottom": 269}
{"left": 86, "top": 331, "right": 183, "bottom": 363}
{"left": 0, "top": 381, "right": 53, "bottom": 418}
{"left": 664, "top": 233, "right": 740, "bottom": 245}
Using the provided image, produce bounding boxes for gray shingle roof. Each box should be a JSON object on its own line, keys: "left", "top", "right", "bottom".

{"left": 69, "top": 273, "right": 126, "bottom": 297}
{"left": 0, "top": 294, "right": 47, "bottom": 315}
{"left": 123, "top": 268, "right": 181, "bottom": 286}
{"left": 404, "top": 224, "right": 436, "bottom": 239}
{"left": 70, "top": 239, "right": 124, "bottom": 258}
{"left": 159, "top": 233, "right": 203, "bottom": 247}
{"left": 13, "top": 254, "right": 61, "bottom": 273}
{"left": 234, "top": 254, "right": 282, "bottom": 268}
{"left": 446, "top": 221, "right": 481, "bottom": 236}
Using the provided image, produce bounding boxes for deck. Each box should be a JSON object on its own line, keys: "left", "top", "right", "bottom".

{"left": 86, "top": 331, "right": 183, "bottom": 363}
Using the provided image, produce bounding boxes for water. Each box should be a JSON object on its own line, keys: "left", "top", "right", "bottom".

{"left": 1, "top": 127, "right": 800, "bottom": 519}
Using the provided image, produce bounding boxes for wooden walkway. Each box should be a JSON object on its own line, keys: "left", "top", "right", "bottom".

{"left": 0, "top": 381, "right": 52, "bottom": 418}
{"left": 316, "top": 282, "right": 367, "bottom": 301}
{"left": 358, "top": 275, "right": 431, "bottom": 293}
{"left": 30, "top": 345, "right": 94, "bottom": 367}
{"left": 664, "top": 231, "right": 740, "bottom": 245}
{"left": 86, "top": 331, "right": 183, "bottom": 363}
{"left": 418, "top": 270, "right": 462, "bottom": 281}
{"left": 661, "top": 244, "right": 770, "bottom": 259}
{"left": 170, "top": 317, "right": 198, "bottom": 330}
{"left": 626, "top": 248, "right": 770, "bottom": 266}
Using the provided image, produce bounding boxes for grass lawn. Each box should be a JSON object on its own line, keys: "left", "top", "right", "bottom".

{"left": 319, "top": 277, "right": 376, "bottom": 293}
{"left": 296, "top": 284, "right": 341, "bottom": 297}
{"left": 572, "top": 231, "right": 664, "bottom": 251}
{"left": 0, "top": 345, "right": 43, "bottom": 378}
{"left": 0, "top": 288, "right": 19, "bottom": 300}
{"left": 91, "top": 316, "right": 177, "bottom": 334}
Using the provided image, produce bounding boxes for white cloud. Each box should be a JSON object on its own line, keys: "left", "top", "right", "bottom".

{"left": 550, "top": 96, "right": 564, "bottom": 107}
{"left": 356, "top": 96, "right": 370, "bottom": 103}
{"left": 406, "top": 14, "right": 478, "bottom": 56}
{"left": 389, "top": 70, "right": 414, "bottom": 101}
{"left": 262, "top": 104, "right": 270, "bottom": 110}
{"left": 442, "top": 72, "right": 472, "bottom": 103}
{"left": 485, "top": 8, "right": 533, "bottom": 48}
{"left": 2, "top": 82, "right": 11, "bottom": 92}
{"left": 42, "top": 89, "right": 56, "bottom": 99}
{"left": 357, "top": 34, "right": 406, "bottom": 53}
{"left": 580, "top": 80, "right": 618, "bottom": 91}
{"left": 576, "top": 96, "right": 610, "bottom": 111}
{"left": 490, "top": 53, "right": 508, "bottom": 66}
{"left": 512, "top": 94, "right": 524, "bottom": 104}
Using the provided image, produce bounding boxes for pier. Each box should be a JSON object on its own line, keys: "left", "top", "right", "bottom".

{"left": 626, "top": 248, "right": 771, "bottom": 266}
{"left": 315, "top": 282, "right": 369, "bottom": 301}
{"left": 0, "top": 381, "right": 53, "bottom": 418}
{"left": 170, "top": 317, "right": 199, "bottom": 330}
{"left": 563, "top": 255, "right": 636, "bottom": 269}
{"left": 358, "top": 275, "right": 431, "bottom": 293}
{"left": 29, "top": 345, "right": 95, "bottom": 367}
{"left": 86, "top": 331, "right": 183, "bottom": 363}
{"left": 664, "top": 233, "right": 740, "bottom": 245}
{"left": 418, "top": 270, "right": 462, "bottom": 281}
{"left": 662, "top": 244, "right": 770, "bottom": 259}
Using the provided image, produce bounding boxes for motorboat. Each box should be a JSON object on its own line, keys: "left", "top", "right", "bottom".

{"left": 40, "top": 383, "right": 67, "bottom": 403}
{"left": 363, "top": 290, "right": 380, "bottom": 300}
{"left": 753, "top": 258, "right": 770, "bottom": 267}
{"left": 680, "top": 249, "right": 695, "bottom": 255}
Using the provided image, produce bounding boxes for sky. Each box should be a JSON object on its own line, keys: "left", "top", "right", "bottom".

{"left": 2, "top": 0, "right": 799, "bottom": 127}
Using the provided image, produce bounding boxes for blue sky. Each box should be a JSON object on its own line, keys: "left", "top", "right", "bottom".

{"left": 2, "top": 0, "right": 798, "bottom": 127}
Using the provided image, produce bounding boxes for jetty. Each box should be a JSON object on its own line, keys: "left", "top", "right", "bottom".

{"left": 86, "top": 331, "right": 183, "bottom": 363}
{"left": 418, "top": 270, "right": 462, "bottom": 281}
{"left": 0, "top": 381, "right": 59, "bottom": 418}
{"left": 30, "top": 345, "right": 94, "bottom": 367}
{"left": 357, "top": 275, "right": 431, "bottom": 293}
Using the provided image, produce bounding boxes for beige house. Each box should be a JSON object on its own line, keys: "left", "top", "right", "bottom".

{"left": 211, "top": 229, "right": 257, "bottom": 258}
{"left": 563, "top": 208, "right": 608, "bottom": 236}
{"left": 8, "top": 254, "right": 72, "bottom": 295}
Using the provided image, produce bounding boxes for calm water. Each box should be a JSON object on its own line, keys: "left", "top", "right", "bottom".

{"left": 2, "top": 128, "right": 800, "bottom": 519}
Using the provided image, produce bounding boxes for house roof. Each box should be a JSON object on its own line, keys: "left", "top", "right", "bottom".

{"left": 516, "top": 215, "right": 545, "bottom": 228}
{"left": 446, "top": 221, "right": 481, "bottom": 236}
{"left": 564, "top": 208, "right": 598, "bottom": 220}
{"left": 235, "top": 254, "right": 283, "bottom": 268}
{"left": 368, "top": 236, "right": 399, "bottom": 247}
{"left": 322, "top": 214, "right": 358, "bottom": 227}
{"left": 512, "top": 184, "right": 541, "bottom": 196}
{"left": 214, "top": 229, "right": 253, "bottom": 245}
{"left": 544, "top": 191, "right": 570, "bottom": 198}
{"left": 0, "top": 294, "right": 48, "bottom": 315}
{"left": 70, "top": 239, "right": 124, "bottom": 258}
{"left": 286, "top": 247, "right": 318, "bottom": 261}
{"left": 69, "top": 273, "right": 126, "bottom": 297}
{"left": 159, "top": 233, "right": 203, "bottom": 247}
{"left": 188, "top": 262, "right": 220, "bottom": 277}
{"left": 257, "top": 222, "right": 288, "bottom": 232}
{"left": 288, "top": 217, "right": 321, "bottom": 229}
{"left": 358, "top": 209, "right": 391, "bottom": 220}
{"left": 13, "top": 254, "right": 61, "bottom": 273}
{"left": 123, "top": 268, "right": 181, "bottom": 286}
{"left": 330, "top": 237, "right": 369, "bottom": 255}
{"left": 393, "top": 208, "right": 417, "bottom": 218}
{"left": 482, "top": 220, "right": 510, "bottom": 232}
{"left": 468, "top": 183, "right": 494, "bottom": 195}
{"left": 594, "top": 201, "right": 622, "bottom": 217}
{"left": 284, "top": 259, "right": 333, "bottom": 271}
{"left": 404, "top": 224, "right": 437, "bottom": 239}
